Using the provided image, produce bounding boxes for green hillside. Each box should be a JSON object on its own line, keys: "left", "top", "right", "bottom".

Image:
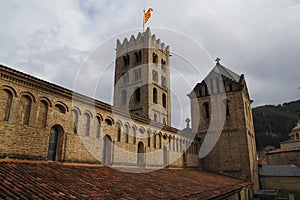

{"left": 253, "top": 100, "right": 300, "bottom": 151}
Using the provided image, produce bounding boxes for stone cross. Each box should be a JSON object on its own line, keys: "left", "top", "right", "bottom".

{"left": 185, "top": 118, "right": 191, "bottom": 128}
{"left": 215, "top": 57, "right": 221, "bottom": 64}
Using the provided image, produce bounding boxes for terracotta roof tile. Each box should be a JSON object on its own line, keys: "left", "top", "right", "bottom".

{"left": 0, "top": 160, "right": 251, "bottom": 199}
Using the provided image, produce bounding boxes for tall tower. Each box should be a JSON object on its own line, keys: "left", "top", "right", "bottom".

{"left": 189, "top": 59, "right": 259, "bottom": 191}
{"left": 113, "top": 28, "right": 171, "bottom": 125}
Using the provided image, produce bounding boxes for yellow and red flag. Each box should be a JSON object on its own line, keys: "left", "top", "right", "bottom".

{"left": 144, "top": 8, "right": 153, "bottom": 24}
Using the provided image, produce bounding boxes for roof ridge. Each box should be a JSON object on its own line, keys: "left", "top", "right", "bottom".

{"left": 215, "top": 64, "right": 240, "bottom": 82}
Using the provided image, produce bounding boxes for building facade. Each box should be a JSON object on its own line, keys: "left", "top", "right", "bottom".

{"left": 0, "top": 28, "right": 259, "bottom": 194}
{"left": 266, "top": 121, "right": 300, "bottom": 167}
{"left": 189, "top": 62, "right": 259, "bottom": 191}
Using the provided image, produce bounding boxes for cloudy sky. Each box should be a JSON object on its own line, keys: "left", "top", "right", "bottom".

{"left": 0, "top": 0, "right": 299, "bottom": 128}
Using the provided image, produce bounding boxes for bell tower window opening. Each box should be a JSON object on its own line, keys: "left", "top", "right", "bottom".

{"left": 135, "top": 87, "right": 141, "bottom": 102}
{"left": 20, "top": 95, "right": 32, "bottom": 125}
{"left": 153, "top": 88, "right": 158, "bottom": 104}
{"left": 224, "top": 99, "right": 230, "bottom": 116}
{"left": 161, "top": 76, "right": 166, "bottom": 87}
{"left": 135, "top": 51, "right": 142, "bottom": 63}
{"left": 162, "top": 93, "right": 166, "bottom": 108}
{"left": 229, "top": 83, "right": 233, "bottom": 92}
{"left": 153, "top": 52, "right": 158, "bottom": 64}
{"left": 161, "top": 59, "right": 166, "bottom": 72}
{"left": 203, "top": 102, "right": 210, "bottom": 119}
{"left": 152, "top": 70, "right": 158, "bottom": 82}
{"left": 123, "top": 55, "right": 130, "bottom": 66}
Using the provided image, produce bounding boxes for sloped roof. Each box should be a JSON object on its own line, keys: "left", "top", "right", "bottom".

{"left": 259, "top": 165, "right": 300, "bottom": 177}
{"left": 0, "top": 160, "right": 251, "bottom": 199}
{"left": 210, "top": 63, "right": 241, "bottom": 82}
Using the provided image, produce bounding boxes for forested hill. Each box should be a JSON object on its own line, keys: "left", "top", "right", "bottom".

{"left": 253, "top": 99, "right": 300, "bottom": 151}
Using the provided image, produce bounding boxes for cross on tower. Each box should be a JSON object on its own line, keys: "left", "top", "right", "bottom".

{"left": 215, "top": 58, "right": 221, "bottom": 64}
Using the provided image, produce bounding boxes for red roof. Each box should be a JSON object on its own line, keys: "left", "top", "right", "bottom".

{"left": 0, "top": 160, "right": 251, "bottom": 199}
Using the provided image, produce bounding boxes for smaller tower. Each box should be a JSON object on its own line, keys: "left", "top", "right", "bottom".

{"left": 113, "top": 28, "right": 171, "bottom": 125}
{"left": 189, "top": 59, "right": 259, "bottom": 191}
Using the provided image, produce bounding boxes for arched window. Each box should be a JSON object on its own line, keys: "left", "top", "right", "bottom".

{"left": 117, "top": 123, "right": 121, "bottom": 142}
{"left": 153, "top": 52, "right": 158, "bottom": 63}
{"left": 153, "top": 134, "right": 157, "bottom": 148}
{"left": 179, "top": 139, "right": 182, "bottom": 152}
{"left": 152, "top": 70, "right": 158, "bottom": 82}
{"left": 105, "top": 118, "right": 113, "bottom": 126}
{"left": 296, "top": 133, "right": 300, "bottom": 140}
{"left": 203, "top": 102, "right": 209, "bottom": 119}
{"left": 84, "top": 113, "right": 91, "bottom": 136}
{"left": 172, "top": 138, "right": 175, "bottom": 151}
{"left": 135, "top": 51, "right": 142, "bottom": 63}
{"left": 229, "top": 83, "right": 233, "bottom": 92}
{"left": 103, "top": 135, "right": 112, "bottom": 165}
{"left": 154, "top": 113, "right": 157, "bottom": 122}
{"left": 133, "top": 127, "right": 137, "bottom": 144}
{"left": 153, "top": 88, "right": 157, "bottom": 103}
{"left": 121, "top": 90, "right": 127, "bottom": 105}
{"left": 39, "top": 100, "right": 48, "bottom": 128}
{"left": 161, "top": 59, "right": 166, "bottom": 72}
{"left": 72, "top": 109, "right": 79, "bottom": 134}
{"left": 20, "top": 95, "right": 32, "bottom": 125}
{"left": 47, "top": 126, "right": 59, "bottom": 161}
{"left": 161, "top": 76, "right": 166, "bottom": 87}
{"left": 147, "top": 131, "right": 151, "bottom": 147}
{"left": 96, "top": 116, "right": 101, "bottom": 138}
{"left": 125, "top": 125, "right": 129, "bottom": 143}
{"left": 162, "top": 93, "right": 166, "bottom": 108}
{"left": 135, "top": 87, "right": 141, "bottom": 102}
{"left": 159, "top": 134, "right": 162, "bottom": 149}
{"left": 123, "top": 55, "right": 130, "bottom": 66}
{"left": 1, "top": 89, "right": 13, "bottom": 121}
{"left": 137, "top": 142, "right": 145, "bottom": 166}
{"left": 163, "top": 117, "right": 166, "bottom": 125}
{"left": 224, "top": 99, "right": 230, "bottom": 116}
{"left": 55, "top": 104, "right": 66, "bottom": 114}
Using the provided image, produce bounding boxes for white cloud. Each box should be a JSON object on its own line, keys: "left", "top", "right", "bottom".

{"left": 0, "top": 0, "right": 299, "bottom": 128}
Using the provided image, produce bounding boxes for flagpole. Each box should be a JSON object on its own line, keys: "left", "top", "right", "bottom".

{"left": 143, "top": 0, "right": 145, "bottom": 32}
{"left": 143, "top": 9, "right": 145, "bottom": 32}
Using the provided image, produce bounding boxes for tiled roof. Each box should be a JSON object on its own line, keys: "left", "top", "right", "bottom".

{"left": 0, "top": 160, "right": 251, "bottom": 200}
{"left": 259, "top": 165, "right": 300, "bottom": 177}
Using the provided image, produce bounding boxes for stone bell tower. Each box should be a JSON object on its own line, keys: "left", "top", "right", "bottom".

{"left": 113, "top": 28, "right": 171, "bottom": 125}
{"left": 189, "top": 59, "right": 259, "bottom": 191}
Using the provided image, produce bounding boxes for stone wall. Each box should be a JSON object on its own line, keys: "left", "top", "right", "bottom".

{"left": 266, "top": 149, "right": 300, "bottom": 167}
{"left": 0, "top": 65, "right": 198, "bottom": 168}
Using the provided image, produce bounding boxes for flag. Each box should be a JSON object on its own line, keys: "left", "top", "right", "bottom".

{"left": 144, "top": 8, "right": 153, "bottom": 24}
